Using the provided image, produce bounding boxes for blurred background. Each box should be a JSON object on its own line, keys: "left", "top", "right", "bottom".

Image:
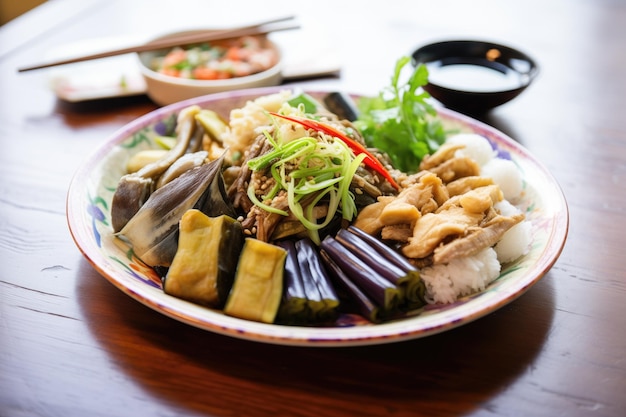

{"left": 0, "top": 0, "right": 45, "bottom": 25}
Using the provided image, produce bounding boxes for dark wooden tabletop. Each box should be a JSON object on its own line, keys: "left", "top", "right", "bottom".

{"left": 1, "top": 0, "right": 625, "bottom": 416}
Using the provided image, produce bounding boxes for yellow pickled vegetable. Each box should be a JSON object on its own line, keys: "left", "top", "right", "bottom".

{"left": 195, "top": 109, "right": 229, "bottom": 143}
{"left": 126, "top": 149, "right": 168, "bottom": 173}
{"left": 224, "top": 239, "right": 286, "bottom": 324}
{"left": 164, "top": 209, "right": 243, "bottom": 308}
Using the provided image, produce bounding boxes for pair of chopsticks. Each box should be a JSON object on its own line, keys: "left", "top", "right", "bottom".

{"left": 17, "top": 15, "right": 299, "bottom": 73}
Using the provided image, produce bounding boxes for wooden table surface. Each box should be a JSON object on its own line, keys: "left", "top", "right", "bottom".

{"left": 1, "top": 0, "right": 625, "bottom": 416}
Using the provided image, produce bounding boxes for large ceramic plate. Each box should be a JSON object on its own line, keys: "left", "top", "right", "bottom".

{"left": 67, "top": 87, "right": 568, "bottom": 347}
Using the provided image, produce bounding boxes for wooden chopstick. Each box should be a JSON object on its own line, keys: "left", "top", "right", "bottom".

{"left": 17, "top": 16, "right": 298, "bottom": 73}
{"left": 140, "top": 15, "right": 295, "bottom": 50}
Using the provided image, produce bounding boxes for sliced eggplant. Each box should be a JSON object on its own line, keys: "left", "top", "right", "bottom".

{"left": 164, "top": 210, "right": 244, "bottom": 308}
{"left": 276, "top": 240, "right": 309, "bottom": 324}
{"left": 319, "top": 249, "right": 381, "bottom": 323}
{"left": 337, "top": 227, "right": 425, "bottom": 310}
{"left": 323, "top": 92, "right": 360, "bottom": 122}
{"left": 295, "top": 238, "right": 339, "bottom": 322}
{"left": 224, "top": 238, "right": 287, "bottom": 324}
{"left": 320, "top": 236, "right": 401, "bottom": 314}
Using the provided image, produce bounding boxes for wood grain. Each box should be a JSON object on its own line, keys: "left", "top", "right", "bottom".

{"left": 1, "top": 1, "right": 625, "bottom": 416}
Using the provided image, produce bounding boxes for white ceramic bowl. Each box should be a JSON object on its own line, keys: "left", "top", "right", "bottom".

{"left": 137, "top": 30, "right": 283, "bottom": 106}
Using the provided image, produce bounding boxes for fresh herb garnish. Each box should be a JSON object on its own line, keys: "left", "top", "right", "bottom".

{"left": 354, "top": 56, "right": 447, "bottom": 173}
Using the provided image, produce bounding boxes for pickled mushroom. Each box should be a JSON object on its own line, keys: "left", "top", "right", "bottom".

{"left": 116, "top": 152, "right": 235, "bottom": 268}
{"left": 111, "top": 105, "right": 203, "bottom": 232}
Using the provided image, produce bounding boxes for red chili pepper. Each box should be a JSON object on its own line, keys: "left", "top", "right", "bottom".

{"left": 270, "top": 112, "right": 400, "bottom": 190}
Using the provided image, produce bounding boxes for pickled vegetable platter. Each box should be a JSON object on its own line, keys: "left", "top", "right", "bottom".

{"left": 67, "top": 86, "right": 568, "bottom": 346}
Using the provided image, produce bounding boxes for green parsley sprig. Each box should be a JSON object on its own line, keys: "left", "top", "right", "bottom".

{"left": 354, "top": 56, "right": 447, "bottom": 173}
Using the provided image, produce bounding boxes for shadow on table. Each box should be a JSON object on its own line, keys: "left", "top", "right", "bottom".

{"left": 51, "top": 95, "right": 158, "bottom": 130}
{"left": 76, "top": 258, "right": 555, "bottom": 417}
{"left": 54, "top": 94, "right": 155, "bottom": 113}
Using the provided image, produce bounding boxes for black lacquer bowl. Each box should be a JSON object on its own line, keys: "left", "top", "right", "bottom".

{"left": 412, "top": 40, "right": 539, "bottom": 114}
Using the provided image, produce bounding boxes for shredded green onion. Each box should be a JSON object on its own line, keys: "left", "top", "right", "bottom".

{"left": 247, "top": 184, "right": 288, "bottom": 216}
{"left": 247, "top": 128, "right": 364, "bottom": 244}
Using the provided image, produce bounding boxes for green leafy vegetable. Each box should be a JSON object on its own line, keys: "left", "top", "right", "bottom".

{"left": 287, "top": 92, "right": 320, "bottom": 114}
{"left": 354, "top": 56, "right": 447, "bottom": 173}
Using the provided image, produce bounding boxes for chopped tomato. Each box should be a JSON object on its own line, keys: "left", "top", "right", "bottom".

{"left": 215, "top": 71, "right": 233, "bottom": 79}
{"left": 225, "top": 46, "right": 243, "bottom": 61}
{"left": 151, "top": 36, "right": 276, "bottom": 80}
{"left": 159, "top": 68, "right": 180, "bottom": 77}
{"left": 162, "top": 49, "right": 187, "bottom": 67}
{"left": 192, "top": 67, "right": 219, "bottom": 80}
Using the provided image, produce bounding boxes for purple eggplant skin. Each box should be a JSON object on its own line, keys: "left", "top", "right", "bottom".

{"left": 319, "top": 249, "right": 381, "bottom": 323}
{"left": 296, "top": 238, "right": 339, "bottom": 323}
{"left": 338, "top": 228, "right": 426, "bottom": 309}
{"left": 335, "top": 229, "right": 406, "bottom": 285}
{"left": 293, "top": 246, "right": 326, "bottom": 321}
{"left": 275, "top": 240, "right": 309, "bottom": 324}
{"left": 323, "top": 92, "right": 360, "bottom": 122}
{"left": 320, "top": 236, "right": 401, "bottom": 313}
{"left": 346, "top": 226, "right": 416, "bottom": 273}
